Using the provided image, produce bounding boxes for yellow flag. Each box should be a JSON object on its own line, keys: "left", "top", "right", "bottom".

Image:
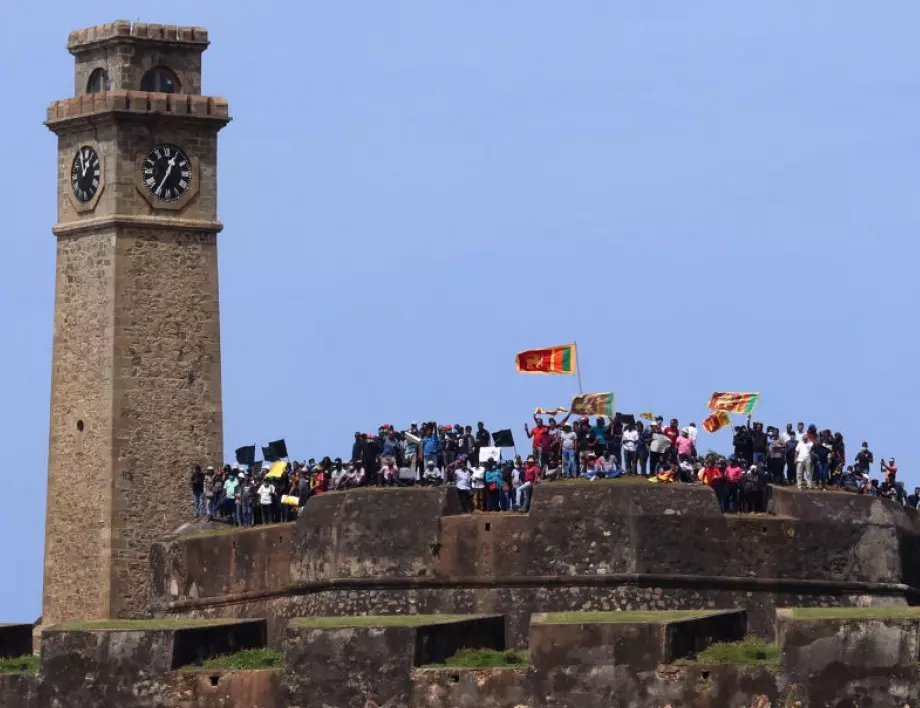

{"left": 265, "top": 460, "right": 287, "bottom": 479}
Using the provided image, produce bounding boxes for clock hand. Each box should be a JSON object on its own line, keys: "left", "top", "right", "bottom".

{"left": 79, "top": 150, "right": 86, "bottom": 177}
{"left": 154, "top": 155, "right": 178, "bottom": 196}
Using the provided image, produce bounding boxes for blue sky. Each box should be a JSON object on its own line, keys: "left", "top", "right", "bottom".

{"left": 1, "top": 2, "right": 917, "bottom": 621}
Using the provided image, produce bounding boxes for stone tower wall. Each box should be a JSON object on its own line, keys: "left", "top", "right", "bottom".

{"left": 42, "top": 20, "right": 228, "bottom": 625}
{"left": 43, "top": 231, "right": 116, "bottom": 623}
{"left": 109, "top": 226, "right": 222, "bottom": 617}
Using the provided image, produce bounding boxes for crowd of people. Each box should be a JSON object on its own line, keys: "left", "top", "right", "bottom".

{"left": 189, "top": 413, "right": 908, "bottom": 526}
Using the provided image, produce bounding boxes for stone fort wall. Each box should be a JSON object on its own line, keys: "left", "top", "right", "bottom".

{"left": 149, "top": 484, "right": 920, "bottom": 646}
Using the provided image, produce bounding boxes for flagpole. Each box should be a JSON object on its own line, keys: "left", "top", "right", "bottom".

{"left": 574, "top": 340, "right": 583, "bottom": 394}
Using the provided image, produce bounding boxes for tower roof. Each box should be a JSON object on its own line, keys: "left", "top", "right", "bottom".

{"left": 67, "top": 20, "right": 209, "bottom": 54}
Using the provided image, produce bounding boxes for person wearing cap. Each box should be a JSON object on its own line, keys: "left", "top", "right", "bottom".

{"left": 517, "top": 456, "right": 539, "bottom": 512}
{"left": 421, "top": 425, "right": 440, "bottom": 471}
{"left": 381, "top": 429, "right": 400, "bottom": 462}
{"left": 524, "top": 415, "right": 549, "bottom": 470}
{"left": 423, "top": 458, "right": 442, "bottom": 486}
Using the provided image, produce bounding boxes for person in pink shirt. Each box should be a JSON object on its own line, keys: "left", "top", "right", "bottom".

{"left": 724, "top": 458, "right": 744, "bottom": 512}
{"left": 676, "top": 430, "right": 695, "bottom": 463}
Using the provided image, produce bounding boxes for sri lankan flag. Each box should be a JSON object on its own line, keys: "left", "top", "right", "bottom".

{"left": 515, "top": 344, "right": 576, "bottom": 375}
{"left": 703, "top": 411, "right": 731, "bottom": 433}
{"left": 707, "top": 392, "right": 760, "bottom": 415}
{"left": 571, "top": 392, "right": 615, "bottom": 417}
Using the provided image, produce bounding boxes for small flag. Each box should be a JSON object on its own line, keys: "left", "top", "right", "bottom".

{"left": 707, "top": 392, "right": 760, "bottom": 415}
{"left": 515, "top": 344, "right": 576, "bottom": 375}
{"left": 639, "top": 411, "right": 656, "bottom": 422}
{"left": 492, "top": 429, "right": 515, "bottom": 447}
{"left": 235, "top": 445, "right": 256, "bottom": 467}
{"left": 703, "top": 411, "right": 731, "bottom": 433}
{"left": 570, "top": 392, "right": 615, "bottom": 417}
{"left": 534, "top": 407, "right": 568, "bottom": 415}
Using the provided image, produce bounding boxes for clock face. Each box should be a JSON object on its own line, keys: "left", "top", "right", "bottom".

{"left": 71, "top": 146, "right": 101, "bottom": 203}
{"left": 141, "top": 144, "right": 192, "bottom": 201}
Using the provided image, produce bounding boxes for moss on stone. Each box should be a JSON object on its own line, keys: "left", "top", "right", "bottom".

{"left": 182, "top": 648, "right": 283, "bottom": 671}
{"left": 788, "top": 607, "right": 920, "bottom": 620}
{"left": 533, "top": 610, "right": 716, "bottom": 624}
{"left": 676, "top": 637, "right": 778, "bottom": 665}
{"left": 421, "top": 648, "right": 530, "bottom": 668}
{"left": 293, "top": 614, "right": 481, "bottom": 628}
{"left": 0, "top": 655, "right": 39, "bottom": 675}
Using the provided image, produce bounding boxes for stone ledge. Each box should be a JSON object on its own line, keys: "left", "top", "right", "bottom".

{"left": 46, "top": 92, "right": 230, "bottom": 126}
{"left": 67, "top": 20, "right": 209, "bottom": 51}
{"left": 52, "top": 215, "right": 224, "bottom": 237}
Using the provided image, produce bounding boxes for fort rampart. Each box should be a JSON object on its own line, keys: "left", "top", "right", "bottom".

{"left": 149, "top": 484, "right": 920, "bottom": 647}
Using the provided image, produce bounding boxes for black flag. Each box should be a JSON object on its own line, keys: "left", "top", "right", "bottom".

{"left": 235, "top": 445, "right": 256, "bottom": 467}
{"left": 263, "top": 439, "right": 288, "bottom": 463}
{"left": 269, "top": 439, "right": 288, "bottom": 460}
{"left": 492, "top": 429, "right": 515, "bottom": 448}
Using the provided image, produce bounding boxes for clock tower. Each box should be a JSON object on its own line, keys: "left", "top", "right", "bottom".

{"left": 43, "top": 21, "right": 229, "bottom": 625}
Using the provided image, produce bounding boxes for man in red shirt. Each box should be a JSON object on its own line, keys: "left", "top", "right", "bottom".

{"left": 525, "top": 416, "right": 549, "bottom": 469}
{"left": 516, "top": 456, "right": 540, "bottom": 512}
{"left": 664, "top": 418, "right": 680, "bottom": 448}
{"left": 699, "top": 457, "right": 726, "bottom": 511}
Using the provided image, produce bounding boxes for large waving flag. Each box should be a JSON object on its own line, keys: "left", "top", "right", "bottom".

{"left": 515, "top": 344, "right": 576, "bottom": 375}
{"left": 707, "top": 392, "right": 760, "bottom": 415}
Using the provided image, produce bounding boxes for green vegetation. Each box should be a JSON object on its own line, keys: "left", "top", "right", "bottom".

{"left": 423, "top": 648, "right": 530, "bottom": 669}
{"left": 0, "top": 655, "right": 39, "bottom": 675}
{"left": 182, "top": 648, "right": 283, "bottom": 671}
{"left": 677, "top": 637, "right": 779, "bottom": 665}
{"left": 53, "top": 618, "right": 240, "bottom": 631}
{"left": 788, "top": 607, "right": 920, "bottom": 620}
{"left": 294, "top": 614, "right": 476, "bottom": 628}
{"left": 533, "top": 610, "right": 716, "bottom": 624}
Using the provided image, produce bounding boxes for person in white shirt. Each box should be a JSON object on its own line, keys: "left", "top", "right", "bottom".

{"left": 470, "top": 463, "right": 486, "bottom": 510}
{"left": 423, "top": 459, "right": 443, "bottom": 486}
{"left": 331, "top": 464, "right": 348, "bottom": 490}
{"left": 257, "top": 479, "right": 274, "bottom": 525}
{"left": 621, "top": 424, "right": 640, "bottom": 475}
{"left": 686, "top": 423, "right": 698, "bottom": 445}
{"left": 795, "top": 436, "right": 814, "bottom": 489}
{"left": 454, "top": 463, "right": 472, "bottom": 512}
{"left": 559, "top": 424, "right": 578, "bottom": 478}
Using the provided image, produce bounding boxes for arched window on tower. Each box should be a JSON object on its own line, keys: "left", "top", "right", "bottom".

{"left": 86, "top": 68, "right": 111, "bottom": 94}
{"left": 140, "top": 67, "right": 180, "bottom": 94}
